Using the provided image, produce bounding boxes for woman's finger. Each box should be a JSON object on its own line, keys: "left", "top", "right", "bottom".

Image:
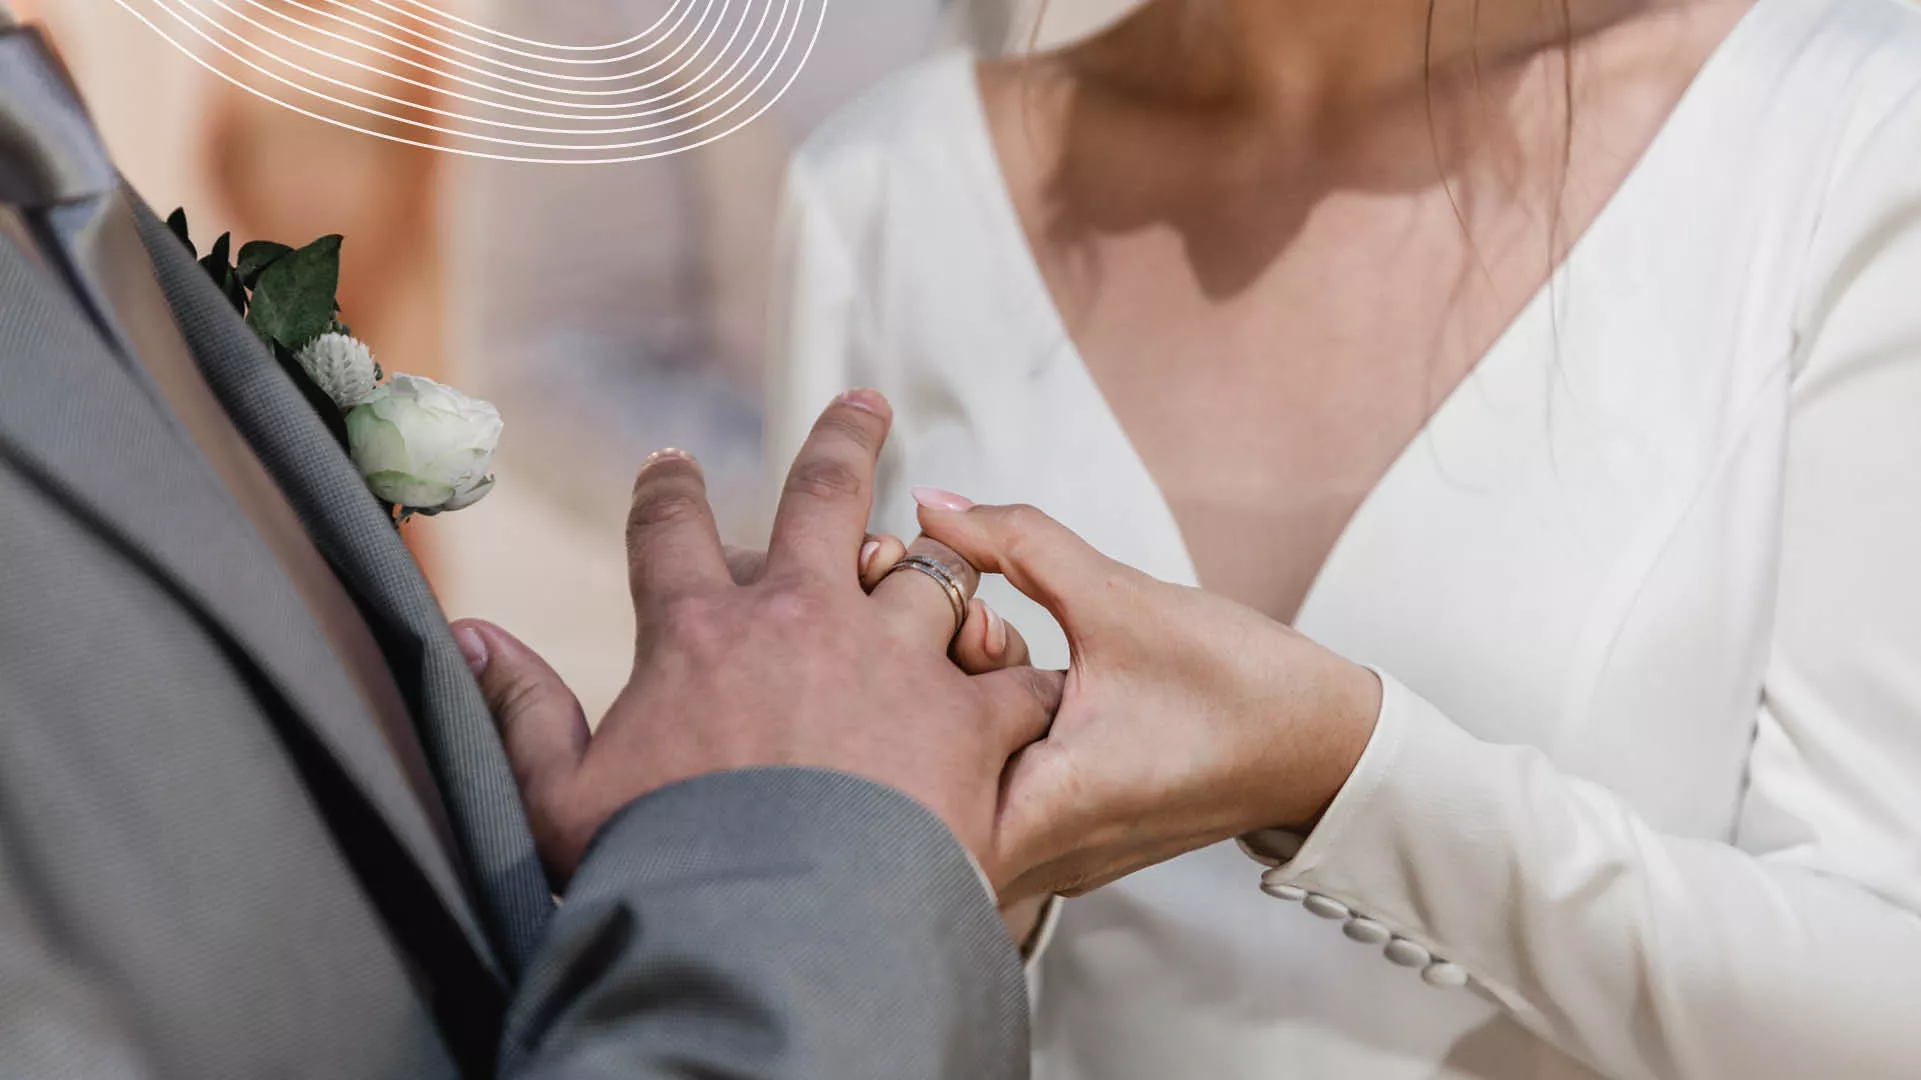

{"left": 858, "top": 533, "right": 908, "bottom": 591}
{"left": 912, "top": 490, "right": 1137, "bottom": 635}
{"left": 950, "top": 598, "right": 1031, "bottom": 674}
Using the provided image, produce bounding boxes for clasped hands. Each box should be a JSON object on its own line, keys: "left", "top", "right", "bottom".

{"left": 453, "top": 390, "right": 1382, "bottom": 923}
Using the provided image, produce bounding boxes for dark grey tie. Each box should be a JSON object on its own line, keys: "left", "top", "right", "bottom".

{"left": 0, "top": 24, "right": 459, "bottom": 859}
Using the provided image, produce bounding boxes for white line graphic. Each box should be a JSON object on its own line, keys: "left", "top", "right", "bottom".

{"left": 106, "top": 0, "right": 829, "bottom": 164}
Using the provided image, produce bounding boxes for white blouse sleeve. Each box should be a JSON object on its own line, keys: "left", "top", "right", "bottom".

{"left": 764, "top": 157, "right": 883, "bottom": 497}
{"left": 1249, "top": 94, "right": 1921, "bottom": 1079}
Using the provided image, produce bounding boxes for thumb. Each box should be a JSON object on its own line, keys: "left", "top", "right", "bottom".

{"left": 452, "top": 619, "right": 589, "bottom": 805}
{"left": 991, "top": 739, "right": 1080, "bottom": 901}
{"left": 911, "top": 490, "right": 1137, "bottom": 638}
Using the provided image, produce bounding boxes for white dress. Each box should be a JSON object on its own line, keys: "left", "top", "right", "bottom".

{"left": 765, "top": 0, "right": 1921, "bottom": 1075}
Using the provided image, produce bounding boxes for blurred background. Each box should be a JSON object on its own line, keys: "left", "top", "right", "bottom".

{"left": 23, "top": 0, "right": 1137, "bottom": 716}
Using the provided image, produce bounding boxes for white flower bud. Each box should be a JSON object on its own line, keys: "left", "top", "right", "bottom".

{"left": 345, "top": 374, "right": 502, "bottom": 512}
{"left": 294, "top": 332, "right": 378, "bottom": 408}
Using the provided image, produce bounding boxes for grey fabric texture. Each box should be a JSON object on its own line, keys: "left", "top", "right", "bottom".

{"left": 0, "top": 164, "right": 1029, "bottom": 1076}
{"left": 132, "top": 199, "right": 555, "bottom": 976}
{"left": 505, "top": 769, "right": 1031, "bottom": 1079}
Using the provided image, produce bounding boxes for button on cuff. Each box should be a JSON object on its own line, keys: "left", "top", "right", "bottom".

{"left": 1342, "top": 917, "right": 1391, "bottom": 944}
{"left": 1303, "top": 893, "right": 1351, "bottom": 920}
{"left": 1384, "top": 937, "right": 1432, "bottom": 968}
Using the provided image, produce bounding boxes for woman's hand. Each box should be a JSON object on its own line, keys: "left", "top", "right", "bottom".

{"left": 915, "top": 490, "right": 1385, "bottom": 904}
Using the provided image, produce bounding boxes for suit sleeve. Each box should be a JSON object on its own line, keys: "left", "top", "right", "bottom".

{"left": 1246, "top": 86, "right": 1921, "bottom": 1080}
{"left": 499, "top": 768, "right": 1030, "bottom": 1080}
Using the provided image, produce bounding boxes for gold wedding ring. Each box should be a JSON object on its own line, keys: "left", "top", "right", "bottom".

{"left": 885, "top": 554, "right": 969, "bottom": 639}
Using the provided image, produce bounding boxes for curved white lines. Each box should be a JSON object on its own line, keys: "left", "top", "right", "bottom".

{"left": 341, "top": 0, "right": 694, "bottom": 56}
{"left": 108, "top": 0, "right": 829, "bottom": 163}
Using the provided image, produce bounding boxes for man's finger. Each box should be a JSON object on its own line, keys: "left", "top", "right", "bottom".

{"left": 766, "top": 391, "right": 892, "bottom": 579}
{"left": 869, "top": 535, "right": 982, "bottom": 652}
{"left": 950, "top": 599, "right": 1032, "bottom": 674}
{"left": 974, "top": 666, "right": 1064, "bottom": 757}
{"left": 452, "top": 619, "right": 589, "bottom": 811}
{"left": 627, "top": 450, "right": 729, "bottom": 603}
{"left": 914, "top": 492, "right": 1135, "bottom": 638}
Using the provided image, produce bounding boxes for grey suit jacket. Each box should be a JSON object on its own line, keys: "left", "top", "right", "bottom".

{"left": 0, "top": 198, "right": 1028, "bottom": 1076}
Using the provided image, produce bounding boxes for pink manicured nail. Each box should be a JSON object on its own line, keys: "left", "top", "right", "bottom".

{"left": 912, "top": 486, "right": 974, "bottom": 512}
{"left": 983, "top": 604, "right": 1007, "bottom": 658}
{"left": 452, "top": 625, "right": 488, "bottom": 675}
{"left": 859, "top": 539, "right": 881, "bottom": 574}
{"left": 838, "top": 388, "right": 890, "bottom": 416}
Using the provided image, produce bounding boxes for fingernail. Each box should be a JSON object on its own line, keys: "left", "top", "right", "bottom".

{"left": 912, "top": 486, "right": 974, "bottom": 512}
{"left": 984, "top": 604, "right": 1007, "bottom": 658}
{"left": 838, "top": 388, "right": 890, "bottom": 416}
{"left": 859, "top": 539, "right": 881, "bottom": 574}
{"left": 453, "top": 625, "right": 488, "bottom": 676}
{"left": 642, "top": 447, "right": 696, "bottom": 470}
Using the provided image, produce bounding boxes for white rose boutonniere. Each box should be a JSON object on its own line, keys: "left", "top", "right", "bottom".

{"left": 347, "top": 375, "right": 502, "bottom": 515}
{"left": 168, "top": 208, "right": 502, "bottom": 524}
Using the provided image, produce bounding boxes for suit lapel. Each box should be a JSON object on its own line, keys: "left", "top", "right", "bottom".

{"left": 130, "top": 202, "right": 553, "bottom": 975}
{"left": 0, "top": 219, "right": 514, "bottom": 982}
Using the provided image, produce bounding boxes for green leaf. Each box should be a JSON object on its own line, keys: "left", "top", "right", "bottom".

{"left": 246, "top": 234, "right": 342, "bottom": 351}
{"left": 197, "top": 231, "right": 235, "bottom": 293}
{"left": 165, "top": 208, "right": 193, "bottom": 257}
{"left": 220, "top": 268, "right": 247, "bottom": 316}
{"left": 235, "top": 240, "right": 293, "bottom": 287}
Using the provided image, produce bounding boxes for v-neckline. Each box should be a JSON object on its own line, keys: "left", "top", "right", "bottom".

{"left": 950, "top": 0, "right": 1769, "bottom": 624}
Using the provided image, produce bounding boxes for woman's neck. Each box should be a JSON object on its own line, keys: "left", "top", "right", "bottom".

{"left": 1082, "top": 0, "right": 1665, "bottom": 118}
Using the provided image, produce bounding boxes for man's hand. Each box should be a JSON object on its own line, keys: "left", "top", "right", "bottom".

{"left": 452, "top": 390, "right": 1062, "bottom": 887}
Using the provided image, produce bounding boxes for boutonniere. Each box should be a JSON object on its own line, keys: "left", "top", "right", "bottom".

{"left": 165, "top": 208, "right": 501, "bottom": 523}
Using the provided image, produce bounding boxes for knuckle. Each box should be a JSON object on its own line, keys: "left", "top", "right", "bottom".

{"left": 1001, "top": 504, "right": 1051, "bottom": 548}
{"left": 1000, "top": 521, "right": 1051, "bottom": 573}
{"left": 659, "top": 593, "right": 731, "bottom": 654}
{"left": 812, "top": 406, "right": 884, "bottom": 453}
{"left": 784, "top": 456, "right": 866, "bottom": 502}
{"left": 627, "top": 488, "right": 707, "bottom": 536}
{"left": 758, "top": 578, "right": 828, "bottom": 627}
{"left": 1001, "top": 503, "right": 1048, "bottom": 531}
{"left": 494, "top": 674, "right": 560, "bottom": 727}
